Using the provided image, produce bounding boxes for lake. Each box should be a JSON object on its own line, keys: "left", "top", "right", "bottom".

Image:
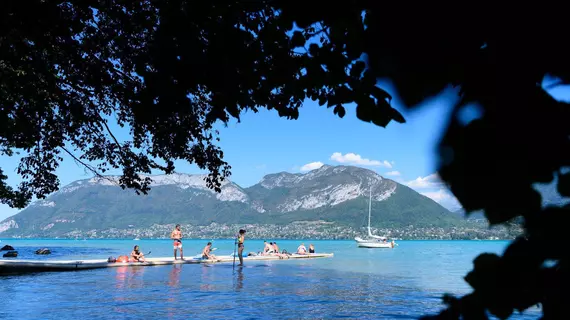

{"left": 0, "top": 239, "right": 540, "bottom": 319}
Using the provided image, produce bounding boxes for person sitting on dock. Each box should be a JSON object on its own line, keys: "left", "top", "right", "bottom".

{"left": 262, "top": 241, "right": 274, "bottom": 255}
{"left": 202, "top": 242, "right": 220, "bottom": 261}
{"left": 296, "top": 243, "right": 307, "bottom": 255}
{"left": 309, "top": 244, "right": 315, "bottom": 254}
{"left": 271, "top": 242, "right": 290, "bottom": 259}
{"left": 130, "top": 245, "right": 146, "bottom": 262}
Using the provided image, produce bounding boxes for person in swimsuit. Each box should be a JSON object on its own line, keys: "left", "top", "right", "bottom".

{"left": 130, "top": 245, "right": 146, "bottom": 262}
{"left": 271, "top": 242, "right": 289, "bottom": 259}
{"left": 263, "top": 241, "right": 274, "bottom": 255}
{"left": 297, "top": 243, "right": 307, "bottom": 255}
{"left": 202, "top": 242, "right": 219, "bottom": 261}
{"left": 309, "top": 244, "right": 315, "bottom": 254}
{"left": 237, "top": 229, "right": 246, "bottom": 266}
{"left": 171, "top": 224, "right": 184, "bottom": 260}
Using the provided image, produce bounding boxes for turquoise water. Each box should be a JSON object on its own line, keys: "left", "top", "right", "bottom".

{"left": 0, "top": 239, "right": 540, "bottom": 319}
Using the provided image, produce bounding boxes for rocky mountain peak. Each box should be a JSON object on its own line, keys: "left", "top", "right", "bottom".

{"left": 58, "top": 172, "right": 248, "bottom": 202}
{"left": 259, "top": 165, "right": 383, "bottom": 189}
{"left": 0, "top": 165, "right": 458, "bottom": 237}
{"left": 251, "top": 165, "right": 395, "bottom": 213}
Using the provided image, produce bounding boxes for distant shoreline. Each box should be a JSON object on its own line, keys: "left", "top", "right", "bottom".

{"left": 0, "top": 238, "right": 514, "bottom": 242}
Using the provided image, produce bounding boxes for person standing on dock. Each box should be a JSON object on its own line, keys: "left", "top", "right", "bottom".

{"left": 171, "top": 224, "right": 184, "bottom": 260}
{"left": 237, "top": 229, "right": 246, "bottom": 266}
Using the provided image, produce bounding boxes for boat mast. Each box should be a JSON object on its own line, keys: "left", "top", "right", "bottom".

{"left": 368, "top": 187, "right": 372, "bottom": 237}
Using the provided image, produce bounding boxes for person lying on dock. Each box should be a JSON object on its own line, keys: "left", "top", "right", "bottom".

{"left": 131, "top": 245, "right": 146, "bottom": 262}
{"left": 297, "top": 243, "right": 308, "bottom": 255}
{"left": 202, "top": 242, "right": 221, "bottom": 261}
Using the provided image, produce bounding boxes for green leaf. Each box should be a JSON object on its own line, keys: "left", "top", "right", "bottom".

{"left": 388, "top": 107, "right": 406, "bottom": 124}
{"left": 333, "top": 105, "right": 346, "bottom": 118}
{"left": 370, "top": 112, "right": 391, "bottom": 127}
{"left": 361, "top": 70, "right": 377, "bottom": 88}
{"left": 371, "top": 86, "right": 392, "bottom": 102}
{"left": 309, "top": 43, "right": 320, "bottom": 56}
{"left": 350, "top": 61, "right": 366, "bottom": 78}
{"left": 355, "top": 96, "right": 375, "bottom": 123}
{"left": 464, "top": 253, "right": 500, "bottom": 291}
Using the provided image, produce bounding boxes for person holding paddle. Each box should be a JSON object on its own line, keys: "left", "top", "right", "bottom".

{"left": 130, "top": 245, "right": 146, "bottom": 262}
{"left": 237, "top": 229, "right": 246, "bottom": 266}
{"left": 171, "top": 224, "right": 184, "bottom": 260}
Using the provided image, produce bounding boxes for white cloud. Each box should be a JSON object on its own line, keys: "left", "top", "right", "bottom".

{"left": 421, "top": 189, "right": 449, "bottom": 201}
{"left": 330, "top": 152, "right": 392, "bottom": 168}
{"left": 421, "top": 189, "right": 462, "bottom": 211}
{"left": 300, "top": 161, "right": 324, "bottom": 172}
{"left": 385, "top": 171, "right": 401, "bottom": 176}
{"left": 406, "top": 173, "right": 444, "bottom": 189}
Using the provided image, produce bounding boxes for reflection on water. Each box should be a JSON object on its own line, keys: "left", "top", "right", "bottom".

{"left": 234, "top": 267, "right": 244, "bottom": 291}
{"left": 115, "top": 266, "right": 128, "bottom": 289}
{"left": 114, "top": 265, "right": 145, "bottom": 291}
{"left": 199, "top": 264, "right": 216, "bottom": 291}
{"left": 166, "top": 265, "right": 182, "bottom": 317}
{"left": 168, "top": 264, "right": 182, "bottom": 288}
{"left": 0, "top": 241, "right": 542, "bottom": 319}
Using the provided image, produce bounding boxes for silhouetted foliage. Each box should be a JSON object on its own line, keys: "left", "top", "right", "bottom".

{"left": 357, "top": 4, "right": 569, "bottom": 320}
{"left": 2, "top": 2, "right": 569, "bottom": 319}
{"left": 0, "top": 1, "right": 401, "bottom": 208}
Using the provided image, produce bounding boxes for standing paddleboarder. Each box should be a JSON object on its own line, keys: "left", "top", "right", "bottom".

{"left": 237, "top": 229, "right": 246, "bottom": 266}
{"left": 171, "top": 224, "right": 184, "bottom": 260}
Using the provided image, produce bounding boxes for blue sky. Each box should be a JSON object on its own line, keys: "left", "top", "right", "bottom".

{"left": 1, "top": 79, "right": 568, "bottom": 220}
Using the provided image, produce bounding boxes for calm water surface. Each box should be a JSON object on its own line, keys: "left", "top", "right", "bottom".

{"left": 0, "top": 239, "right": 540, "bottom": 319}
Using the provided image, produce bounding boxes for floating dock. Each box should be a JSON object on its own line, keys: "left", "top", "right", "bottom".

{"left": 0, "top": 253, "right": 333, "bottom": 274}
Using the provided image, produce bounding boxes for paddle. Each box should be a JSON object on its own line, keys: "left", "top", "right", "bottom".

{"left": 134, "top": 251, "right": 151, "bottom": 263}
{"left": 233, "top": 235, "right": 238, "bottom": 272}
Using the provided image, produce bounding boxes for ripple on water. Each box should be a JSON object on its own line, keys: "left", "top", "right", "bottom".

{"left": 0, "top": 240, "right": 542, "bottom": 319}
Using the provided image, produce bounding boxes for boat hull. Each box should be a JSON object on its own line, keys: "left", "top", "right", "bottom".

{"left": 356, "top": 241, "right": 393, "bottom": 248}
{"left": 355, "top": 237, "right": 395, "bottom": 248}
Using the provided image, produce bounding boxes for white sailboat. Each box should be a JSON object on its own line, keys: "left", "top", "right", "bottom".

{"left": 354, "top": 188, "right": 396, "bottom": 248}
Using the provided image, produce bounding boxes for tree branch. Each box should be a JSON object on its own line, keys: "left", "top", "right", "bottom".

{"left": 98, "top": 116, "right": 124, "bottom": 155}
{"left": 59, "top": 145, "right": 119, "bottom": 187}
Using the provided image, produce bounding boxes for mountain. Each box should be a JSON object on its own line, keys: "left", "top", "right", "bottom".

{"left": 453, "top": 209, "right": 485, "bottom": 220}
{"left": 452, "top": 180, "right": 569, "bottom": 220}
{"left": 0, "top": 165, "right": 463, "bottom": 237}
